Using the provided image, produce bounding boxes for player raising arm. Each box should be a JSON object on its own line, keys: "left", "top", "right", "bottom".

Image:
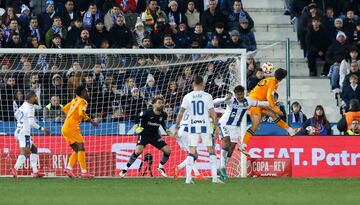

{"left": 175, "top": 75, "right": 222, "bottom": 184}
{"left": 242, "top": 68, "right": 298, "bottom": 155}
{"left": 11, "top": 91, "right": 50, "bottom": 178}
{"left": 62, "top": 85, "right": 98, "bottom": 178}
{"left": 119, "top": 95, "right": 172, "bottom": 177}
{"left": 214, "top": 85, "right": 269, "bottom": 180}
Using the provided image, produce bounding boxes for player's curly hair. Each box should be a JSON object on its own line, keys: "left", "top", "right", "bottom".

{"left": 234, "top": 85, "right": 245, "bottom": 93}
{"left": 274, "top": 68, "right": 287, "bottom": 81}
{"left": 152, "top": 95, "right": 164, "bottom": 104}
{"left": 75, "top": 84, "right": 87, "bottom": 97}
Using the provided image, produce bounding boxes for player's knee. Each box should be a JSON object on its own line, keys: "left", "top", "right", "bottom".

{"left": 31, "top": 145, "right": 38, "bottom": 154}
{"left": 70, "top": 143, "right": 79, "bottom": 152}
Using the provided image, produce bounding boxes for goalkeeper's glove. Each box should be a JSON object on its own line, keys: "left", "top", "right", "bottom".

{"left": 211, "top": 123, "right": 216, "bottom": 133}
{"left": 166, "top": 129, "right": 172, "bottom": 136}
{"left": 135, "top": 124, "right": 144, "bottom": 134}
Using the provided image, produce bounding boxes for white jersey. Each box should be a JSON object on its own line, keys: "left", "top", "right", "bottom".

{"left": 14, "top": 101, "right": 41, "bottom": 136}
{"left": 181, "top": 90, "right": 214, "bottom": 134}
{"left": 215, "top": 97, "right": 260, "bottom": 127}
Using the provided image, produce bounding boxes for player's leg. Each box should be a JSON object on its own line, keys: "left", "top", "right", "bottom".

{"left": 185, "top": 146, "right": 196, "bottom": 184}
{"left": 241, "top": 112, "right": 261, "bottom": 155}
{"left": 30, "top": 144, "right": 45, "bottom": 178}
{"left": 218, "top": 124, "right": 230, "bottom": 179}
{"left": 158, "top": 144, "right": 171, "bottom": 177}
{"left": 120, "top": 143, "right": 144, "bottom": 177}
{"left": 12, "top": 135, "right": 31, "bottom": 178}
{"left": 203, "top": 133, "right": 222, "bottom": 183}
{"left": 263, "top": 109, "right": 298, "bottom": 136}
{"left": 76, "top": 142, "right": 94, "bottom": 178}
{"left": 64, "top": 142, "right": 78, "bottom": 178}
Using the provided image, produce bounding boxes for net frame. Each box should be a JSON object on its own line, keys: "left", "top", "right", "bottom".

{"left": 0, "top": 48, "right": 248, "bottom": 178}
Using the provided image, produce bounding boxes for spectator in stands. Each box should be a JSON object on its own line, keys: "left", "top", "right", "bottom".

{"left": 168, "top": 1, "right": 186, "bottom": 34}
{"left": 297, "top": 3, "right": 322, "bottom": 50}
{"left": 160, "top": 34, "right": 176, "bottom": 49}
{"left": 132, "top": 17, "right": 149, "bottom": 48}
{"left": 345, "top": 120, "right": 360, "bottom": 135}
{"left": 226, "top": 30, "right": 245, "bottom": 48}
{"left": 343, "top": 8, "right": 358, "bottom": 37}
{"left": 342, "top": 74, "right": 360, "bottom": 108}
{"left": 109, "top": 15, "right": 133, "bottom": 48}
{"left": 165, "top": 80, "right": 182, "bottom": 114}
{"left": 351, "top": 22, "right": 360, "bottom": 47}
{"left": 323, "top": 6, "right": 336, "bottom": 36}
{"left": 5, "top": 32, "right": 22, "bottom": 48}
{"left": 38, "top": 0, "right": 58, "bottom": 32}
{"left": 127, "top": 87, "right": 147, "bottom": 120}
{"left": 190, "top": 23, "right": 208, "bottom": 48}
{"left": 139, "top": 36, "right": 152, "bottom": 48}
{"left": 330, "top": 18, "right": 346, "bottom": 43}
{"left": 339, "top": 47, "right": 360, "bottom": 89}
{"left": 141, "top": 74, "right": 159, "bottom": 101}
{"left": 67, "top": 64, "right": 83, "bottom": 99}
{"left": 75, "top": 29, "right": 95, "bottom": 48}
{"left": 174, "top": 23, "right": 191, "bottom": 48}
{"left": 226, "top": 0, "right": 254, "bottom": 32}
{"left": 302, "top": 105, "right": 332, "bottom": 136}
{"left": 107, "top": 106, "right": 125, "bottom": 122}
{"left": 61, "top": 0, "right": 81, "bottom": 30}
{"left": 48, "top": 74, "right": 65, "bottom": 104}
{"left": 121, "top": 77, "right": 136, "bottom": 97}
{"left": 13, "top": 90, "right": 24, "bottom": 113}
{"left": 247, "top": 68, "right": 265, "bottom": 91}
{"left": 203, "top": 62, "right": 221, "bottom": 97}
{"left": 25, "top": 36, "right": 39, "bottom": 48}
{"left": 185, "top": 0, "right": 200, "bottom": 31}
{"left": 44, "top": 95, "right": 64, "bottom": 122}
{"left": 19, "top": 4, "right": 31, "bottom": 29}
{"left": 342, "top": 61, "right": 360, "bottom": 88}
{"left": 201, "top": 0, "right": 225, "bottom": 33}
{"left": 305, "top": 17, "right": 330, "bottom": 76}
{"left": 28, "top": 73, "right": 43, "bottom": 106}
{"left": 239, "top": 18, "right": 256, "bottom": 51}
{"left": 102, "top": 79, "right": 117, "bottom": 119}
{"left": 65, "top": 18, "right": 83, "bottom": 48}
{"left": 141, "top": 0, "right": 168, "bottom": 32}
{"left": 207, "top": 34, "right": 220, "bottom": 48}
{"left": 212, "top": 22, "right": 229, "bottom": 48}
{"left": 288, "top": 101, "right": 308, "bottom": 123}
{"left": 123, "top": 5, "right": 140, "bottom": 31}
{"left": 23, "top": 17, "right": 43, "bottom": 45}
{"left": 164, "top": 105, "right": 175, "bottom": 122}
{"left": 83, "top": 3, "right": 103, "bottom": 30}
{"left": 0, "top": 76, "right": 16, "bottom": 121}
{"left": 177, "top": 66, "right": 193, "bottom": 94}
{"left": 326, "top": 31, "right": 349, "bottom": 90}
{"left": 151, "top": 17, "right": 171, "bottom": 48}
{"left": 1, "top": 7, "right": 18, "bottom": 26}
{"left": 246, "top": 57, "right": 257, "bottom": 78}
{"left": 49, "top": 34, "right": 63, "bottom": 48}
{"left": 104, "top": 4, "right": 123, "bottom": 31}
{"left": 264, "top": 92, "right": 287, "bottom": 122}
{"left": 338, "top": 99, "right": 360, "bottom": 132}
{"left": 45, "top": 16, "right": 67, "bottom": 48}
{"left": 91, "top": 19, "right": 110, "bottom": 48}
{"left": 3, "top": 19, "right": 20, "bottom": 42}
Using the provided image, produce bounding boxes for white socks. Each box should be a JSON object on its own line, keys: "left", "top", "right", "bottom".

{"left": 210, "top": 154, "right": 217, "bottom": 182}
{"left": 30, "top": 153, "right": 39, "bottom": 173}
{"left": 178, "top": 159, "right": 187, "bottom": 170}
{"left": 185, "top": 155, "right": 194, "bottom": 183}
{"left": 178, "top": 158, "right": 200, "bottom": 176}
{"left": 14, "top": 155, "right": 26, "bottom": 170}
{"left": 220, "top": 149, "right": 229, "bottom": 169}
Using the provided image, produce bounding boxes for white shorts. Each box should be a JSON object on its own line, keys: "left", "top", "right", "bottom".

{"left": 177, "top": 125, "right": 189, "bottom": 151}
{"left": 188, "top": 133, "right": 213, "bottom": 147}
{"left": 15, "top": 134, "right": 33, "bottom": 148}
{"left": 218, "top": 124, "right": 241, "bottom": 143}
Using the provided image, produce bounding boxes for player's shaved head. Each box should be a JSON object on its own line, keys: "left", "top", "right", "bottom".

{"left": 274, "top": 68, "right": 287, "bottom": 81}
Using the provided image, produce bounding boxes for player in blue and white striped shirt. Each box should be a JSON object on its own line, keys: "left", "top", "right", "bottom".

{"left": 214, "top": 85, "right": 269, "bottom": 180}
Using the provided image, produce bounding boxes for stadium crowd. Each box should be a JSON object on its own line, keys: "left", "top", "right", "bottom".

{"left": 0, "top": 0, "right": 359, "bottom": 136}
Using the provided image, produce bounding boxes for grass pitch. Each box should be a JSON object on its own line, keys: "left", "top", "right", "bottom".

{"left": 1, "top": 178, "right": 360, "bottom": 205}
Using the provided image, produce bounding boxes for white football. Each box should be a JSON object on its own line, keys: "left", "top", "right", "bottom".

{"left": 261, "top": 62, "right": 274, "bottom": 74}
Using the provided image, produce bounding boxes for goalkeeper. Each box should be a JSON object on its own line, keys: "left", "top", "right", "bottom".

{"left": 120, "top": 95, "right": 172, "bottom": 177}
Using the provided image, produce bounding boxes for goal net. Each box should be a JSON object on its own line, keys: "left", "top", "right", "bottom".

{"left": 0, "top": 48, "right": 247, "bottom": 178}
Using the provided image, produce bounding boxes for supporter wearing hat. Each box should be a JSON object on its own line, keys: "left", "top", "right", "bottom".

{"left": 239, "top": 17, "right": 256, "bottom": 51}
{"left": 19, "top": 4, "right": 31, "bottom": 28}
{"left": 226, "top": 30, "right": 245, "bottom": 48}
{"left": 212, "top": 22, "right": 230, "bottom": 48}
{"left": 90, "top": 19, "right": 110, "bottom": 48}
{"left": 37, "top": 0, "right": 57, "bottom": 32}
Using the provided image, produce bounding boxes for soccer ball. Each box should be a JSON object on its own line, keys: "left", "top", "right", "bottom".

{"left": 261, "top": 62, "right": 274, "bottom": 74}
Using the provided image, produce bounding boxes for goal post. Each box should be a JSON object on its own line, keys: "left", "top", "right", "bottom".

{"left": 0, "top": 48, "right": 248, "bottom": 178}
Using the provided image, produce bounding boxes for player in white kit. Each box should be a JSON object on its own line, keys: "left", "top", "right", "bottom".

{"left": 11, "top": 91, "right": 50, "bottom": 178}
{"left": 174, "top": 111, "right": 206, "bottom": 180}
{"left": 214, "top": 85, "right": 269, "bottom": 180}
{"left": 175, "top": 75, "right": 222, "bottom": 184}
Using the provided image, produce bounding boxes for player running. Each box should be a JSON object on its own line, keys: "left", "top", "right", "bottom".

{"left": 175, "top": 75, "right": 223, "bottom": 184}
{"left": 62, "top": 85, "right": 98, "bottom": 178}
{"left": 174, "top": 111, "right": 206, "bottom": 181}
{"left": 120, "top": 95, "right": 172, "bottom": 177}
{"left": 11, "top": 90, "right": 50, "bottom": 178}
{"left": 214, "top": 85, "right": 269, "bottom": 180}
{"left": 241, "top": 68, "right": 298, "bottom": 155}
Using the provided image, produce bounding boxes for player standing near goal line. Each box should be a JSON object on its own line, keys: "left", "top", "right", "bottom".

{"left": 62, "top": 85, "right": 98, "bottom": 178}
{"left": 214, "top": 85, "right": 269, "bottom": 180}
{"left": 174, "top": 111, "right": 206, "bottom": 181}
{"left": 175, "top": 75, "right": 223, "bottom": 184}
{"left": 120, "top": 95, "right": 172, "bottom": 177}
{"left": 11, "top": 91, "right": 51, "bottom": 178}
{"left": 241, "top": 68, "right": 300, "bottom": 155}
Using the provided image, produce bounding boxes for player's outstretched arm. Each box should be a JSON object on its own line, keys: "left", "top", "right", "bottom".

{"left": 213, "top": 93, "right": 232, "bottom": 106}
{"left": 174, "top": 107, "right": 186, "bottom": 137}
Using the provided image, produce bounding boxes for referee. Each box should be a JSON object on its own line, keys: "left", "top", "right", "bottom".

{"left": 119, "top": 95, "right": 172, "bottom": 177}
